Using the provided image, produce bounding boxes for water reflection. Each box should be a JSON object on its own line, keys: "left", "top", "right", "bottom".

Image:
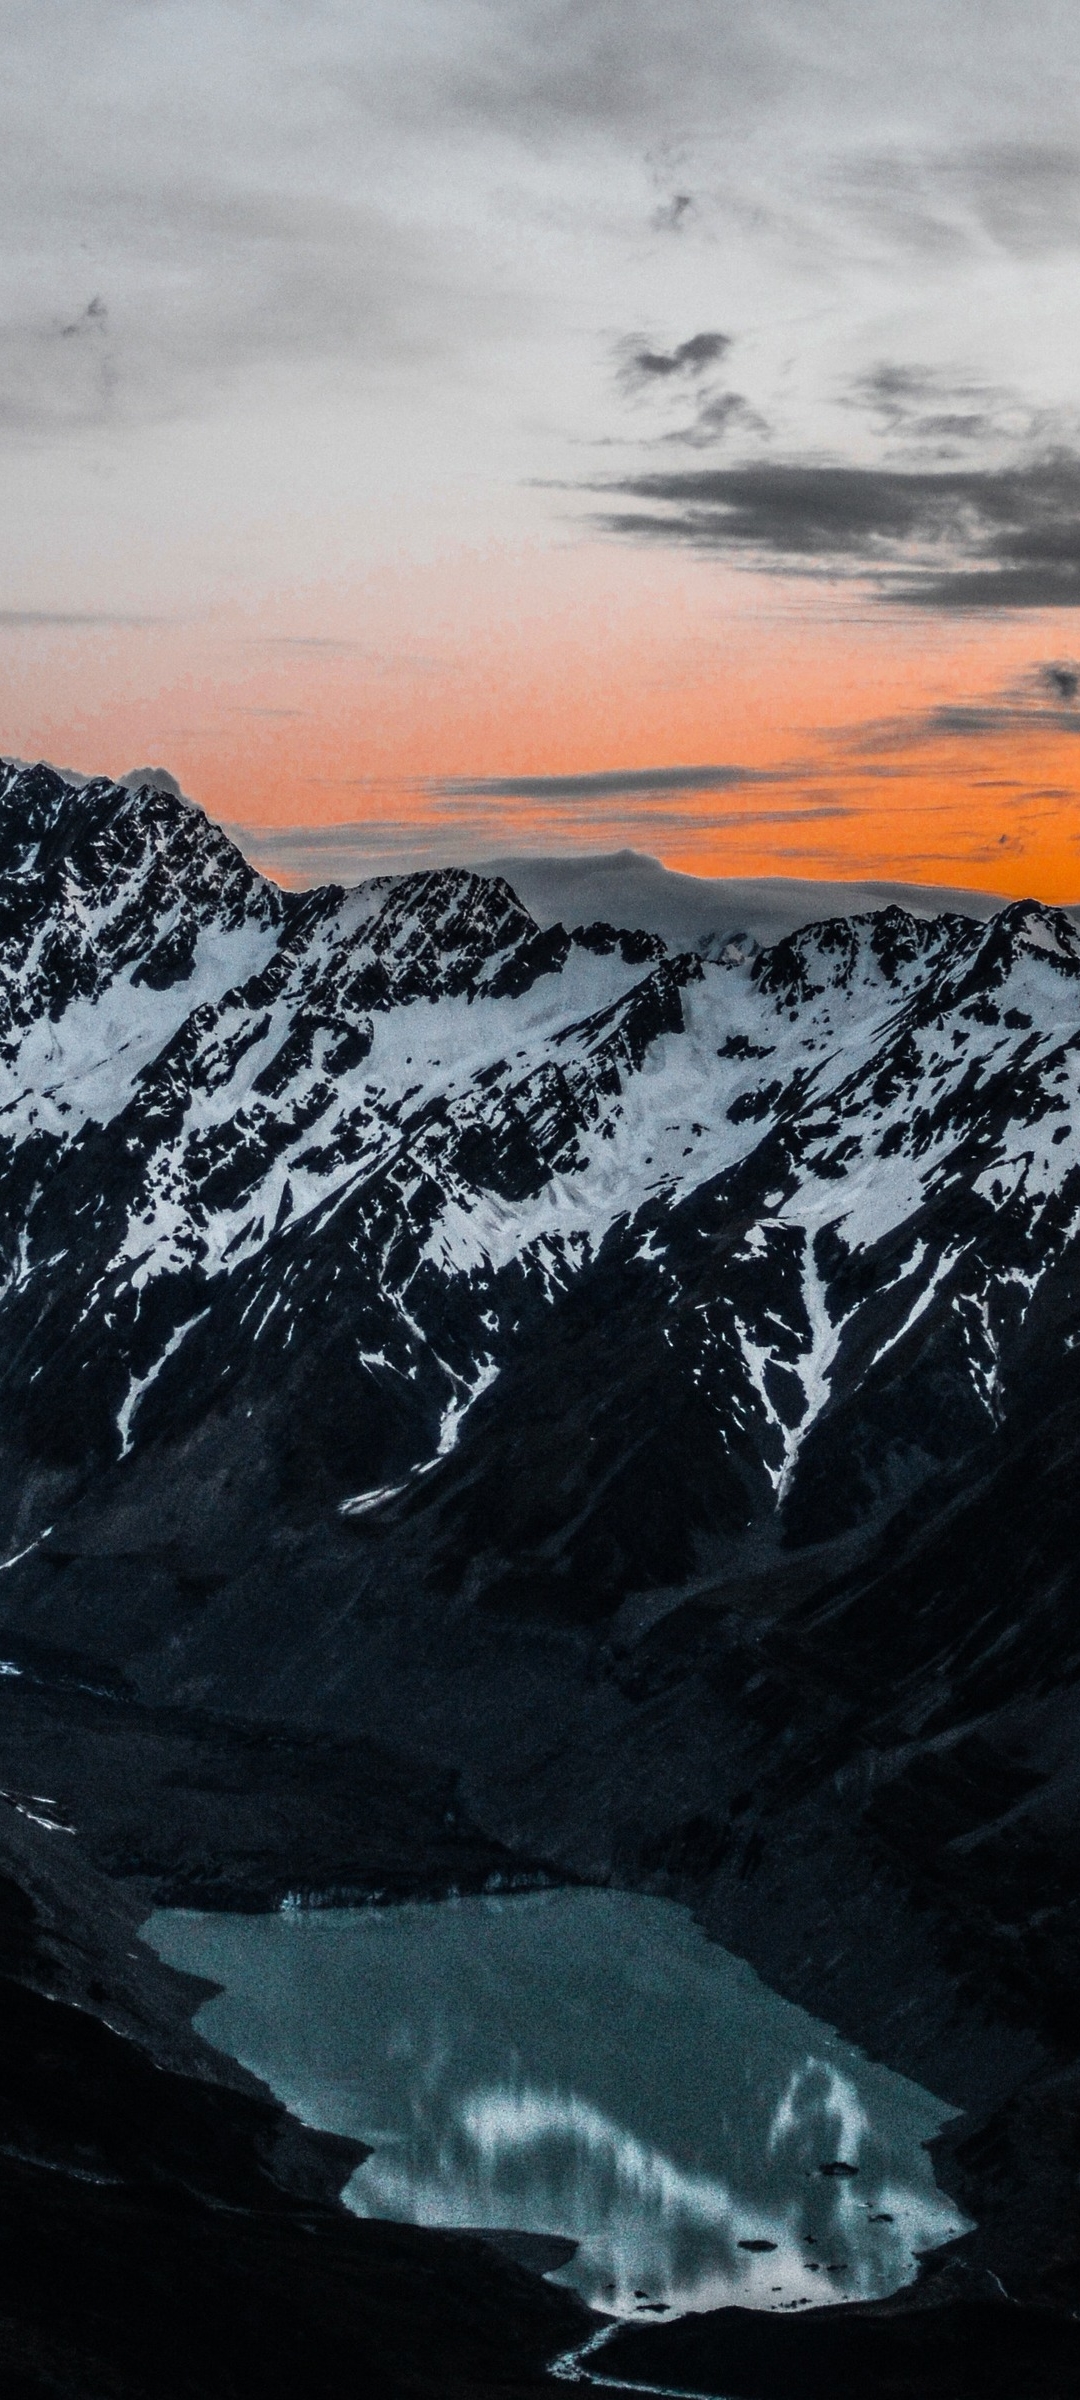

{"left": 143, "top": 1888, "right": 968, "bottom": 2320}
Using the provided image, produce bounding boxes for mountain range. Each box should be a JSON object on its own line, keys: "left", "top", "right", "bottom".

{"left": 1, "top": 756, "right": 1080, "bottom": 2396}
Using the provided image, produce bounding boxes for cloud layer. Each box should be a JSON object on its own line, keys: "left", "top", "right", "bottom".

{"left": 595, "top": 455, "right": 1080, "bottom": 607}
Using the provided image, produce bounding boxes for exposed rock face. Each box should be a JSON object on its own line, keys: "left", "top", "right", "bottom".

{"left": 1, "top": 760, "right": 1079, "bottom": 2389}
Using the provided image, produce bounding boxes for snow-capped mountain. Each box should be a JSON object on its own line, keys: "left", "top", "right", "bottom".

{"left": 1, "top": 755, "right": 1080, "bottom": 1623}
{"left": 5, "top": 760, "right": 1080, "bottom": 2368}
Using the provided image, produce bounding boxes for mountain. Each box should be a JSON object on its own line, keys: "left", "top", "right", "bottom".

{"left": 0, "top": 758, "right": 1077, "bottom": 1599}
{"left": 2, "top": 758, "right": 1080, "bottom": 2392}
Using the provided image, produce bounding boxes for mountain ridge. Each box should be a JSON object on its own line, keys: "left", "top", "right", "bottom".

{"left": 0, "top": 759, "right": 1077, "bottom": 1570}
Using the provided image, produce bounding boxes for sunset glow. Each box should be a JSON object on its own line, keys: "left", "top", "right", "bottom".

{"left": 4, "top": 2, "right": 1080, "bottom": 903}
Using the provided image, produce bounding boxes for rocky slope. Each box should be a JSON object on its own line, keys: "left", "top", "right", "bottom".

{"left": 1, "top": 758, "right": 1080, "bottom": 2391}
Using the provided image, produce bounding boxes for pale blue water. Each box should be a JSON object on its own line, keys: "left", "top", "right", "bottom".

{"left": 143, "top": 1888, "right": 968, "bottom": 2322}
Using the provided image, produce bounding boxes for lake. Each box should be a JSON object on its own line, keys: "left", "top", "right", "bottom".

{"left": 143, "top": 1887, "right": 968, "bottom": 2322}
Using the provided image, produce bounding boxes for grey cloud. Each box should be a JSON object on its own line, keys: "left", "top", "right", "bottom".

{"left": 231, "top": 801, "right": 858, "bottom": 889}
{"left": 927, "top": 702, "right": 1080, "bottom": 734}
{"left": 226, "top": 820, "right": 476, "bottom": 884}
{"left": 829, "top": 134, "right": 1080, "bottom": 265}
{"left": 120, "top": 767, "right": 185, "bottom": 800}
{"left": 430, "top": 803, "right": 842, "bottom": 834}
{"left": 430, "top": 762, "right": 777, "bottom": 801}
{"left": 4, "top": 1, "right": 1080, "bottom": 469}
{"left": 846, "top": 364, "right": 999, "bottom": 446}
{"left": 855, "top": 661, "right": 1080, "bottom": 749}
{"left": 862, "top": 702, "right": 1080, "bottom": 746}
{"left": 0, "top": 293, "right": 117, "bottom": 436}
{"left": 0, "top": 0, "right": 786, "bottom": 446}
{"left": 661, "top": 392, "right": 770, "bottom": 448}
{"left": 426, "top": 5, "right": 1080, "bottom": 259}
{"left": 842, "top": 363, "right": 1074, "bottom": 466}
{"left": 404, "top": 0, "right": 790, "bottom": 142}
{"left": 0, "top": 65, "right": 511, "bottom": 440}
{"left": 615, "top": 324, "right": 768, "bottom": 453}
{"left": 651, "top": 192, "right": 696, "bottom": 232}
{"left": 234, "top": 822, "right": 403, "bottom": 859}
{"left": 950, "top": 141, "right": 1080, "bottom": 255}
{"left": 593, "top": 453, "right": 1080, "bottom": 607}
{"left": 60, "top": 295, "right": 107, "bottom": 339}
{"left": 828, "top": 153, "right": 972, "bottom": 262}
{"left": 894, "top": 563, "right": 1080, "bottom": 609}
{"left": 621, "top": 331, "right": 732, "bottom": 384}
{"left": 0, "top": 609, "right": 163, "bottom": 627}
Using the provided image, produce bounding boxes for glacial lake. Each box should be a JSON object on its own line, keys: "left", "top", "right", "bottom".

{"left": 143, "top": 1888, "right": 968, "bottom": 2322}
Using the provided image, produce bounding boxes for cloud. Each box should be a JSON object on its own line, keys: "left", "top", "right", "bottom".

{"left": 231, "top": 803, "right": 858, "bottom": 888}
{"left": 825, "top": 131, "right": 1080, "bottom": 267}
{"left": 844, "top": 363, "right": 1005, "bottom": 450}
{"left": 60, "top": 295, "right": 108, "bottom": 340}
{"left": 945, "top": 140, "right": 1080, "bottom": 256}
{"left": 429, "top": 762, "right": 777, "bottom": 801}
{"left": 620, "top": 331, "right": 732, "bottom": 385}
{"left": 120, "top": 766, "right": 185, "bottom": 800}
{"left": 0, "top": 609, "right": 163, "bottom": 627}
{"left": 660, "top": 392, "right": 770, "bottom": 449}
{"left": 613, "top": 326, "right": 767, "bottom": 451}
{"left": 855, "top": 658, "right": 1080, "bottom": 750}
{"left": 861, "top": 700, "right": 1080, "bottom": 746}
{"left": 592, "top": 452, "right": 1080, "bottom": 607}
{"left": 0, "top": 183, "right": 480, "bottom": 438}
{"left": 650, "top": 192, "right": 696, "bottom": 233}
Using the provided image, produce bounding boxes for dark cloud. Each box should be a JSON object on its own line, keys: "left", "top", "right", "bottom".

{"left": 898, "top": 562, "right": 1080, "bottom": 609}
{"left": 846, "top": 364, "right": 999, "bottom": 448}
{"left": 661, "top": 392, "right": 770, "bottom": 448}
{"left": 614, "top": 325, "right": 767, "bottom": 450}
{"left": 621, "top": 331, "right": 732, "bottom": 385}
{"left": 593, "top": 453, "right": 1080, "bottom": 607}
{"left": 855, "top": 661, "right": 1080, "bottom": 748}
{"left": 430, "top": 762, "right": 776, "bottom": 801}
{"left": 863, "top": 701, "right": 1080, "bottom": 745}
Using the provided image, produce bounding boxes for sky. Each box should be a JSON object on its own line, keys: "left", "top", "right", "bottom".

{"left": 4, "top": 0, "right": 1080, "bottom": 897}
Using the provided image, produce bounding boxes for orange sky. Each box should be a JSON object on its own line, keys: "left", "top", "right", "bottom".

{"left": 4, "top": 541, "right": 1078, "bottom": 901}
{"left": 6, "top": 5, "right": 1080, "bottom": 905}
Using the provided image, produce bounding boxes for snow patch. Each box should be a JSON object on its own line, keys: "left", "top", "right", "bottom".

{"left": 116, "top": 1312, "right": 210, "bottom": 1457}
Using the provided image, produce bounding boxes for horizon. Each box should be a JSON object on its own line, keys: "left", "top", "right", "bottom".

{"left": 7, "top": 752, "right": 1072, "bottom": 931}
